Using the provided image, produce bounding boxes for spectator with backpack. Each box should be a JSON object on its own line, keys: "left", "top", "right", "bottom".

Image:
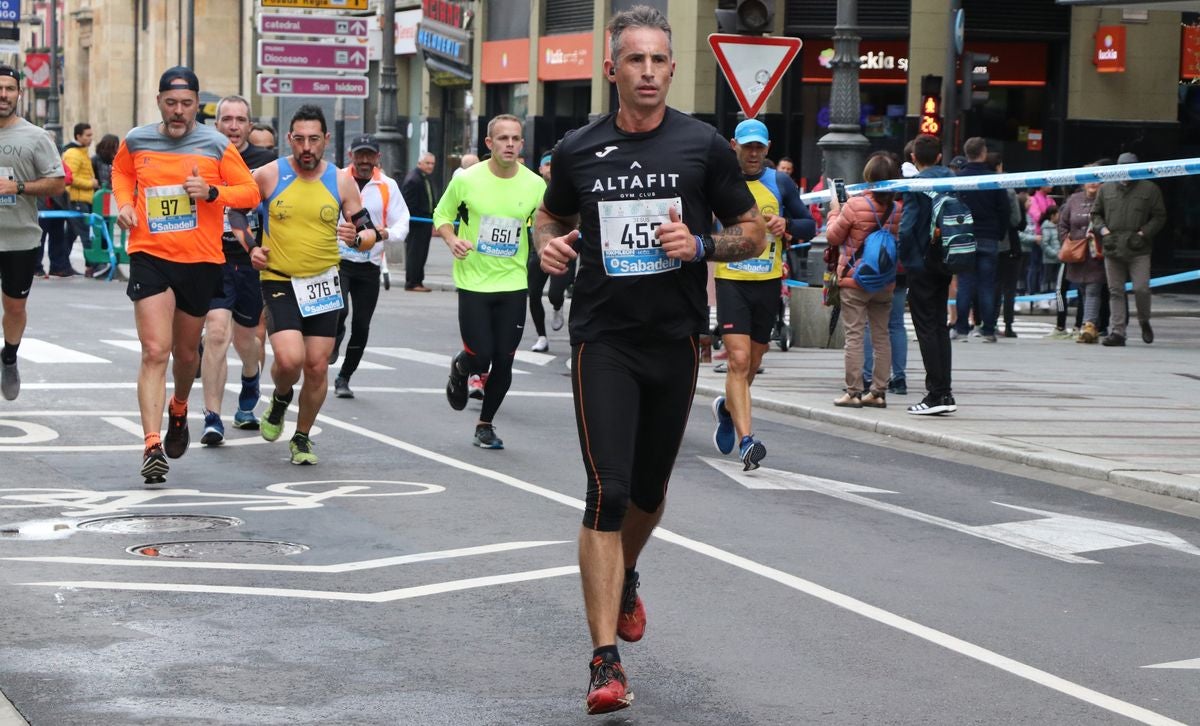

{"left": 952, "top": 137, "right": 1011, "bottom": 343}
{"left": 826, "top": 154, "right": 902, "bottom": 408}
{"left": 897, "top": 134, "right": 963, "bottom": 416}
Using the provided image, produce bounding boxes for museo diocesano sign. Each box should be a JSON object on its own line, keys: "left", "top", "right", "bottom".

{"left": 1094, "top": 26, "right": 1126, "bottom": 73}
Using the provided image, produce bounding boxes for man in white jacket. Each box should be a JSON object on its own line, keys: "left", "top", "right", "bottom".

{"left": 330, "top": 134, "right": 410, "bottom": 399}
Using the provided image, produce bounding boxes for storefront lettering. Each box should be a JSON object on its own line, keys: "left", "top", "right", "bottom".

{"left": 422, "top": 0, "right": 469, "bottom": 29}
{"left": 859, "top": 51, "right": 908, "bottom": 72}
{"left": 545, "top": 48, "right": 587, "bottom": 66}
{"left": 418, "top": 28, "right": 463, "bottom": 60}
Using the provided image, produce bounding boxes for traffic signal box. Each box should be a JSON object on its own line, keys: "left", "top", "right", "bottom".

{"left": 715, "top": 0, "right": 776, "bottom": 35}
{"left": 920, "top": 74, "right": 942, "bottom": 136}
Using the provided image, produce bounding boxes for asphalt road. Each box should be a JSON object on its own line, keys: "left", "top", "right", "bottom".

{"left": 1, "top": 276, "right": 1199, "bottom": 726}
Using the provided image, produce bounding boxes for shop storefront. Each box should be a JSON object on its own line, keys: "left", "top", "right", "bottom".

{"left": 417, "top": 0, "right": 475, "bottom": 183}
{"left": 537, "top": 31, "right": 593, "bottom": 155}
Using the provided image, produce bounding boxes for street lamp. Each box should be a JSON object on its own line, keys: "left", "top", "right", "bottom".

{"left": 45, "top": 0, "right": 60, "bottom": 146}
{"left": 375, "top": 0, "right": 404, "bottom": 178}
{"left": 816, "top": 0, "right": 868, "bottom": 185}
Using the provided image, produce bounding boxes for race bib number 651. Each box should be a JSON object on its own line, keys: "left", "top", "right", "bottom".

{"left": 597, "top": 197, "right": 682, "bottom": 277}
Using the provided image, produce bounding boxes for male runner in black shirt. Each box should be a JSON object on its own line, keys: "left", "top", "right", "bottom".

{"left": 199, "top": 94, "right": 277, "bottom": 444}
{"left": 534, "top": 5, "right": 766, "bottom": 715}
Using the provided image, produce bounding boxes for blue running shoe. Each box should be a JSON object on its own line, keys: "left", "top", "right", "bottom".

{"left": 200, "top": 410, "right": 224, "bottom": 446}
{"left": 739, "top": 435, "right": 766, "bottom": 472}
{"left": 712, "top": 396, "right": 735, "bottom": 455}
{"left": 232, "top": 407, "right": 259, "bottom": 430}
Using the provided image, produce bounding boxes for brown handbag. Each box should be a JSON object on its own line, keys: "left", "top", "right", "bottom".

{"left": 1058, "top": 235, "right": 1087, "bottom": 263}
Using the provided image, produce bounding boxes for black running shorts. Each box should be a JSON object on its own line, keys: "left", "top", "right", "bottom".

{"left": 126, "top": 252, "right": 223, "bottom": 318}
{"left": 262, "top": 280, "right": 339, "bottom": 338}
{"left": 210, "top": 260, "right": 264, "bottom": 328}
{"left": 716, "top": 277, "right": 779, "bottom": 344}
{"left": 0, "top": 247, "right": 39, "bottom": 299}
{"left": 572, "top": 336, "right": 698, "bottom": 532}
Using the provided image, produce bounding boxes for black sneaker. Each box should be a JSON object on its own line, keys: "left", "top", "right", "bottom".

{"left": 1004, "top": 327, "right": 1018, "bottom": 338}
{"left": 473, "top": 424, "right": 504, "bottom": 450}
{"left": 1101, "top": 333, "right": 1126, "bottom": 347}
{"left": 1140, "top": 320, "right": 1154, "bottom": 344}
{"left": 163, "top": 407, "right": 190, "bottom": 458}
{"left": 907, "top": 394, "right": 957, "bottom": 416}
{"left": 446, "top": 351, "right": 468, "bottom": 411}
{"left": 334, "top": 377, "right": 354, "bottom": 399}
{"left": 887, "top": 378, "right": 907, "bottom": 396}
{"left": 141, "top": 443, "right": 169, "bottom": 485}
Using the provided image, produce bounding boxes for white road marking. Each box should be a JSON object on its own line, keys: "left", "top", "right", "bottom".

{"left": 1142, "top": 658, "right": 1200, "bottom": 670}
{"left": 100, "top": 416, "right": 144, "bottom": 438}
{"left": 6, "top": 540, "right": 568, "bottom": 572}
{"left": 296, "top": 415, "right": 1181, "bottom": 725}
{"left": 514, "top": 350, "right": 555, "bottom": 366}
{"left": 101, "top": 338, "right": 394, "bottom": 370}
{"left": 976, "top": 503, "right": 1200, "bottom": 559}
{"left": 0, "top": 419, "right": 59, "bottom": 445}
{"left": 703, "top": 457, "right": 1097, "bottom": 564}
{"left": 333, "top": 387, "right": 570, "bottom": 397}
{"left": 16, "top": 339, "right": 108, "bottom": 364}
{"left": 27, "top": 566, "right": 580, "bottom": 603}
{"left": 371, "top": 347, "right": 529, "bottom": 375}
{"left": 0, "top": 412, "right": 319, "bottom": 452}
{"left": 100, "top": 339, "right": 142, "bottom": 353}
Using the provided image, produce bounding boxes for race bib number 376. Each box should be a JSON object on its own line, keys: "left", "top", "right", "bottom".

{"left": 597, "top": 197, "right": 682, "bottom": 277}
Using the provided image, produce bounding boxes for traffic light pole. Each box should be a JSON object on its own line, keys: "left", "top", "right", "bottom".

{"left": 941, "top": 0, "right": 960, "bottom": 163}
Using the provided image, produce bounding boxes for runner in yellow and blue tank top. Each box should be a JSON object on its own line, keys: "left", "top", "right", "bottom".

{"left": 434, "top": 114, "right": 546, "bottom": 451}
{"left": 238, "top": 104, "right": 380, "bottom": 466}
{"left": 711, "top": 119, "right": 816, "bottom": 471}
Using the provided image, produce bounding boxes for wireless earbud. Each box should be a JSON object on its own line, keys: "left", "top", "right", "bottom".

{"left": 608, "top": 67, "right": 616, "bottom": 77}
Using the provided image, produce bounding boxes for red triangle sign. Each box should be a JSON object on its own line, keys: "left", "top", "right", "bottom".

{"left": 708, "top": 34, "right": 802, "bottom": 119}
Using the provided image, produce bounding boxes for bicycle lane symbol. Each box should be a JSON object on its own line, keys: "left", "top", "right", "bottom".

{"left": 0, "top": 480, "right": 445, "bottom": 518}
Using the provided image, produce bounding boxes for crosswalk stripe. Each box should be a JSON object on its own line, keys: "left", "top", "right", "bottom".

{"left": 100, "top": 339, "right": 394, "bottom": 370}
{"left": 17, "top": 338, "right": 110, "bottom": 364}
{"left": 514, "top": 351, "right": 555, "bottom": 366}
{"left": 372, "top": 347, "right": 530, "bottom": 375}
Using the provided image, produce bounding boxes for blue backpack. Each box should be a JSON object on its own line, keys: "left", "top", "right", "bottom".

{"left": 851, "top": 198, "right": 898, "bottom": 292}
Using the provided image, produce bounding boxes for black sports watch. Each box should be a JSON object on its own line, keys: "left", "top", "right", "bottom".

{"left": 206, "top": 185, "right": 219, "bottom": 203}
{"left": 16, "top": 181, "right": 24, "bottom": 195}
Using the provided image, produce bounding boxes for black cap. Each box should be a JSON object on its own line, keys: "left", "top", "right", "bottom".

{"left": 349, "top": 134, "right": 380, "bottom": 153}
{"left": 0, "top": 65, "right": 19, "bottom": 82}
{"left": 159, "top": 66, "right": 200, "bottom": 93}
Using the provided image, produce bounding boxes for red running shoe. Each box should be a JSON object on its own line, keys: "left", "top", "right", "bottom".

{"left": 586, "top": 654, "right": 633, "bottom": 714}
{"left": 616, "top": 571, "right": 646, "bottom": 642}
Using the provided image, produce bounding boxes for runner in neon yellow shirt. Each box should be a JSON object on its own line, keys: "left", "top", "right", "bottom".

{"left": 434, "top": 114, "right": 547, "bottom": 450}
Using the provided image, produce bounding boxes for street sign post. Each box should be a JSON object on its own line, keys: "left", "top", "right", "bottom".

{"left": 708, "top": 34, "right": 802, "bottom": 119}
{"left": 257, "top": 13, "right": 369, "bottom": 39}
{"left": 256, "top": 74, "right": 369, "bottom": 99}
{"left": 260, "top": 0, "right": 368, "bottom": 9}
{"left": 257, "top": 39, "right": 369, "bottom": 72}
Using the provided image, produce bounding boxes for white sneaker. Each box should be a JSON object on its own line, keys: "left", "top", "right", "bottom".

{"left": 551, "top": 307, "right": 565, "bottom": 331}
{"left": 467, "top": 374, "right": 484, "bottom": 400}
{"left": 531, "top": 336, "right": 549, "bottom": 352}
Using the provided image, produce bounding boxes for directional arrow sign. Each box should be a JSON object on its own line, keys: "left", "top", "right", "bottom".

{"left": 258, "top": 13, "right": 370, "bottom": 39}
{"left": 703, "top": 458, "right": 1200, "bottom": 564}
{"left": 257, "top": 74, "right": 369, "bottom": 99}
{"left": 257, "top": 39, "right": 369, "bottom": 73}
{"left": 708, "top": 34, "right": 802, "bottom": 119}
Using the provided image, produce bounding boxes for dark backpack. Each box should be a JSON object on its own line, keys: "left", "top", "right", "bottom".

{"left": 851, "top": 198, "right": 898, "bottom": 292}
{"left": 927, "top": 190, "right": 976, "bottom": 273}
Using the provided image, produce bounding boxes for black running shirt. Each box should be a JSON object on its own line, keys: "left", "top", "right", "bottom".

{"left": 543, "top": 108, "right": 754, "bottom": 344}
{"left": 222, "top": 143, "right": 277, "bottom": 264}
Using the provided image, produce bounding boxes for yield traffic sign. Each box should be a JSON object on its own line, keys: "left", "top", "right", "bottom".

{"left": 257, "top": 74, "right": 369, "bottom": 99}
{"left": 257, "top": 39, "right": 369, "bottom": 73}
{"left": 258, "top": 13, "right": 369, "bottom": 39}
{"left": 708, "top": 34, "right": 802, "bottom": 119}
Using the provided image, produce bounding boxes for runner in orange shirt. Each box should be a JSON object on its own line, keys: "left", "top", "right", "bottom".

{"left": 112, "top": 67, "right": 260, "bottom": 484}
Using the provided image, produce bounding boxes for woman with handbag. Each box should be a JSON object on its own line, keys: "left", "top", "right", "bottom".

{"left": 1057, "top": 177, "right": 1107, "bottom": 343}
{"left": 825, "top": 154, "right": 902, "bottom": 408}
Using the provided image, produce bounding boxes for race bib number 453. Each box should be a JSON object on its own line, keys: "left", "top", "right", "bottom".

{"left": 146, "top": 185, "right": 197, "bottom": 234}
{"left": 597, "top": 197, "right": 682, "bottom": 277}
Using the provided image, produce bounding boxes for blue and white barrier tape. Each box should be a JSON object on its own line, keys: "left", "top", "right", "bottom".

{"left": 1015, "top": 268, "right": 1200, "bottom": 303}
{"left": 798, "top": 157, "right": 1200, "bottom": 206}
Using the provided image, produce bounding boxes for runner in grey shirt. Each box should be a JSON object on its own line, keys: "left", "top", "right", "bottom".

{"left": 0, "top": 64, "right": 66, "bottom": 400}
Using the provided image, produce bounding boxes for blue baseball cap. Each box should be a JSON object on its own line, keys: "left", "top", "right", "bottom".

{"left": 734, "top": 119, "right": 769, "bottom": 146}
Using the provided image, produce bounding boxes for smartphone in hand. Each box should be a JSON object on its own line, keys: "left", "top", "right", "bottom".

{"left": 832, "top": 178, "right": 847, "bottom": 204}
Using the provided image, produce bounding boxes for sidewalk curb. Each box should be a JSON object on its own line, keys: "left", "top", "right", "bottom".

{"left": 0, "top": 689, "right": 28, "bottom": 726}
{"left": 694, "top": 383, "right": 1200, "bottom": 504}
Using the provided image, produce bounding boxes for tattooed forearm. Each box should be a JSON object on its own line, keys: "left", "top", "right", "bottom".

{"left": 533, "top": 206, "right": 578, "bottom": 253}
{"left": 709, "top": 207, "right": 767, "bottom": 262}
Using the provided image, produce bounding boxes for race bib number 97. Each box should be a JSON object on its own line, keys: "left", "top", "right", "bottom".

{"left": 146, "top": 185, "right": 197, "bottom": 234}
{"left": 597, "top": 197, "right": 682, "bottom": 277}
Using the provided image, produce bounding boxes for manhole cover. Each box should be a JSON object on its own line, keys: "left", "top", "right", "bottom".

{"left": 129, "top": 540, "right": 308, "bottom": 559}
{"left": 77, "top": 514, "right": 243, "bottom": 534}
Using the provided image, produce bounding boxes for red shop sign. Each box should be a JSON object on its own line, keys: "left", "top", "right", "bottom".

{"left": 1183, "top": 26, "right": 1200, "bottom": 79}
{"left": 1094, "top": 26, "right": 1126, "bottom": 73}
